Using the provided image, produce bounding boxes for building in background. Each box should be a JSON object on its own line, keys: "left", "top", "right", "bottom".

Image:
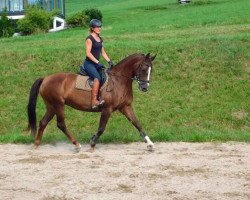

{"left": 0, "top": 0, "right": 65, "bottom": 19}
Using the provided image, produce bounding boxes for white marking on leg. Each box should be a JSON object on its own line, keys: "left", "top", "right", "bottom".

{"left": 145, "top": 136, "right": 154, "bottom": 151}
{"left": 75, "top": 143, "right": 81, "bottom": 153}
{"left": 145, "top": 136, "right": 154, "bottom": 145}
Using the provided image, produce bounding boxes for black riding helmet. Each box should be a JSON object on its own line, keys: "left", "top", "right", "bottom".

{"left": 89, "top": 19, "right": 102, "bottom": 28}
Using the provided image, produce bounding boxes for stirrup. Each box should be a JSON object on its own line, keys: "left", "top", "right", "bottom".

{"left": 92, "top": 100, "right": 105, "bottom": 109}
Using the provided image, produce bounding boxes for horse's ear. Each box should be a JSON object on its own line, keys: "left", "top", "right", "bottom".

{"left": 151, "top": 54, "right": 157, "bottom": 61}
{"left": 145, "top": 53, "right": 150, "bottom": 59}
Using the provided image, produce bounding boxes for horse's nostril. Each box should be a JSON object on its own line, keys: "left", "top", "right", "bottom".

{"left": 142, "top": 88, "right": 148, "bottom": 92}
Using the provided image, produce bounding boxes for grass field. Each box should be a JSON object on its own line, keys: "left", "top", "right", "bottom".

{"left": 0, "top": 0, "right": 249, "bottom": 144}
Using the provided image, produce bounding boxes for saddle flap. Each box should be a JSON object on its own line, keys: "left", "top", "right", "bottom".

{"left": 75, "top": 72, "right": 109, "bottom": 91}
{"left": 76, "top": 76, "right": 92, "bottom": 91}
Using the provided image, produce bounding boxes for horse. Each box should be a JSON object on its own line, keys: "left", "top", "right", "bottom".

{"left": 27, "top": 53, "right": 156, "bottom": 151}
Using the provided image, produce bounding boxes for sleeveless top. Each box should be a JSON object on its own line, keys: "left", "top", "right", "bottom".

{"left": 85, "top": 34, "right": 103, "bottom": 63}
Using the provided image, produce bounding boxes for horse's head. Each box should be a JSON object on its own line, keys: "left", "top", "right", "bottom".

{"left": 134, "top": 53, "right": 156, "bottom": 92}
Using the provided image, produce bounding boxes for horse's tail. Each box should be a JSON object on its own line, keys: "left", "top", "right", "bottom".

{"left": 27, "top": 78, "right": 44, "bottom": 137}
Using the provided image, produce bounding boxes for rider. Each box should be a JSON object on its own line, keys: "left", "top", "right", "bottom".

{"left": 80, "top": 19, "right": 114, "bottom": 109}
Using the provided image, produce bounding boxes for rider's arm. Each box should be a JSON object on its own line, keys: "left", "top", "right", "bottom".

{"left": 86, "top": 39, "right": 99, "bottom": 64}
{"left": 101, "top": 47, "right": 111, "bottom": 62}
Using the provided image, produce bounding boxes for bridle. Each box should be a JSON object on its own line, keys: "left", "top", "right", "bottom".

{"left": 108, "top": 61, "right": 152, "bottom": 84}
{"left": 135, "top": 62, "right": 152, "bottom": 85}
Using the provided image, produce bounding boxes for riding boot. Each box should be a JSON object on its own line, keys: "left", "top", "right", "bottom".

{"left": 92, "top": 79, "right": 104, "bottom": 109}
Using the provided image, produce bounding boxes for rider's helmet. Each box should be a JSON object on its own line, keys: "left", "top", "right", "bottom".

{"left": 89, "top": 19, "right": 102, "bottom": 28}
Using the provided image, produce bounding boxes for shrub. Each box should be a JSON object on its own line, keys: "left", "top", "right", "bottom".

{"left": 66, "top": 11, "right": 89, "bottom": 28}
{"left": 10, "top": 19, "right": 19, "bottom": 32}
{"left": 0, "top": 8, "right": 15, "bottom": 38}
{"left": 17, "top": 18, "right": 34, "bottom": 35}
{"left": 85, "top": 8, "right": 103, "bottom": 22}
{"left": 66, "top": 8, "right": 103, "bottom": 28}
{"left": 17, "top": 6, "right": 57, "bottom": 35}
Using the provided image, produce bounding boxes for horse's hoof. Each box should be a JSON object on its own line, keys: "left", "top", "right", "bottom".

{"left": 87, "top": 147, "right": 95, "bottom": 153}
{"left": 90, "top": 139, "right": 96, "bottom": 147}
{"left": 32, "top": 144, "right": 39, "bottom": 150}
{"left": 74, "top": 143, "right": 82, "bottom": 152}
{"left": 147, "top": 144, "right": 154, "bottom": 151}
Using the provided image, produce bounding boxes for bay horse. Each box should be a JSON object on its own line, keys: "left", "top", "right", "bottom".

{"left": 27, "top": 53, "right": 156, "bottom": 151}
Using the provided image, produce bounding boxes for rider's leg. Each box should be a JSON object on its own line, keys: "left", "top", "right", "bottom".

{"left": 83, "top": 61, "right": 104, "bottom": 108}
{"left": 92, "top": 78, "right": 104, "bottom": 108}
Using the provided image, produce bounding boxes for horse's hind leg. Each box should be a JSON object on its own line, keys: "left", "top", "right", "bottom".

{"left": 55, "top": 107, "right": 81, "bottom": 151}
{"left": 35, "top": 107, "right": 55, "bottom": 146}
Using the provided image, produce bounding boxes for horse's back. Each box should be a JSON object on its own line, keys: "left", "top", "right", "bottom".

{"left": 40, "top": 73, "right": 77, "bottom": 103}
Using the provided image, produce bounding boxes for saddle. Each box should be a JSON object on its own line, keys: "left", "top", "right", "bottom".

{"left": 75, "top": 68, "right": 108, "bottom": 91}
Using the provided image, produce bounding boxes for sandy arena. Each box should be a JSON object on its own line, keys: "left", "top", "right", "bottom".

{"left": 0, "top": 142, "right": 249, "bottom": 200}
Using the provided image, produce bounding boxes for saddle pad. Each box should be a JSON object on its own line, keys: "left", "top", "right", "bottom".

{"left": 75, "top": 76, "right": 92, "bottom": 91}
{"left": 75, "top": 74, "right": 109, "bottom": 92}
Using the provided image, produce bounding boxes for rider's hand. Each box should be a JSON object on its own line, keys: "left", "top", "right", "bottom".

{"left": 108, "top": 60, "right": 114, "bottom": 68}
{"left": 97, "top": 62, "right": 104, "bottom": 69}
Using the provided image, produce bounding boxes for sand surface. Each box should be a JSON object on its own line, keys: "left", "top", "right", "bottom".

{"left": 0, "top": 142, "right": 249, "bottom": 200}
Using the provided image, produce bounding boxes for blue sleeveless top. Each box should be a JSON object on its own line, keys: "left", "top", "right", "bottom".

{"left": 85, "top": 35, "right": 103, "bottom": 62}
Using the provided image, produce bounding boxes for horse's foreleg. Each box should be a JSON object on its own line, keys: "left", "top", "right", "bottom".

{"left": 35, "top": 108, "right": 54, "bottom": 147}
{"left": 90, "top": 108, "right": 112, "bottom": 148}
{"left": 56, "top": 107, "right": 81, "bottom": 151}
{"left": 119, "top": 105, "right": 154, "bottom": 151}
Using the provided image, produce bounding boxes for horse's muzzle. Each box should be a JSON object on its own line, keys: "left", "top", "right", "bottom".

{"left": 139, "top": 83, "right": 149, "bottom": 92}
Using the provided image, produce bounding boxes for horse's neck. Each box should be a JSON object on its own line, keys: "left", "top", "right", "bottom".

{"left": 108, "top": 55, "right": 142, "bottom": 94}
{"left": 111, "top": 55, "right": 142, "bottom": 77}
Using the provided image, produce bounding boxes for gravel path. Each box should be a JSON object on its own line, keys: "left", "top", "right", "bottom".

{"left": 0, "top": 142, "right": 249, "bottom": 200}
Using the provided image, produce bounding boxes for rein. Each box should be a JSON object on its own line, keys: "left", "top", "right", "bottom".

{"left": 107, "top": 71, "right": 138, "bottom": 81}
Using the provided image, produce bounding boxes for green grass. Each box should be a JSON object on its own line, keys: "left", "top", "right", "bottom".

{"left": 0, "top": 0, "right": 249, "bottom": 144}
